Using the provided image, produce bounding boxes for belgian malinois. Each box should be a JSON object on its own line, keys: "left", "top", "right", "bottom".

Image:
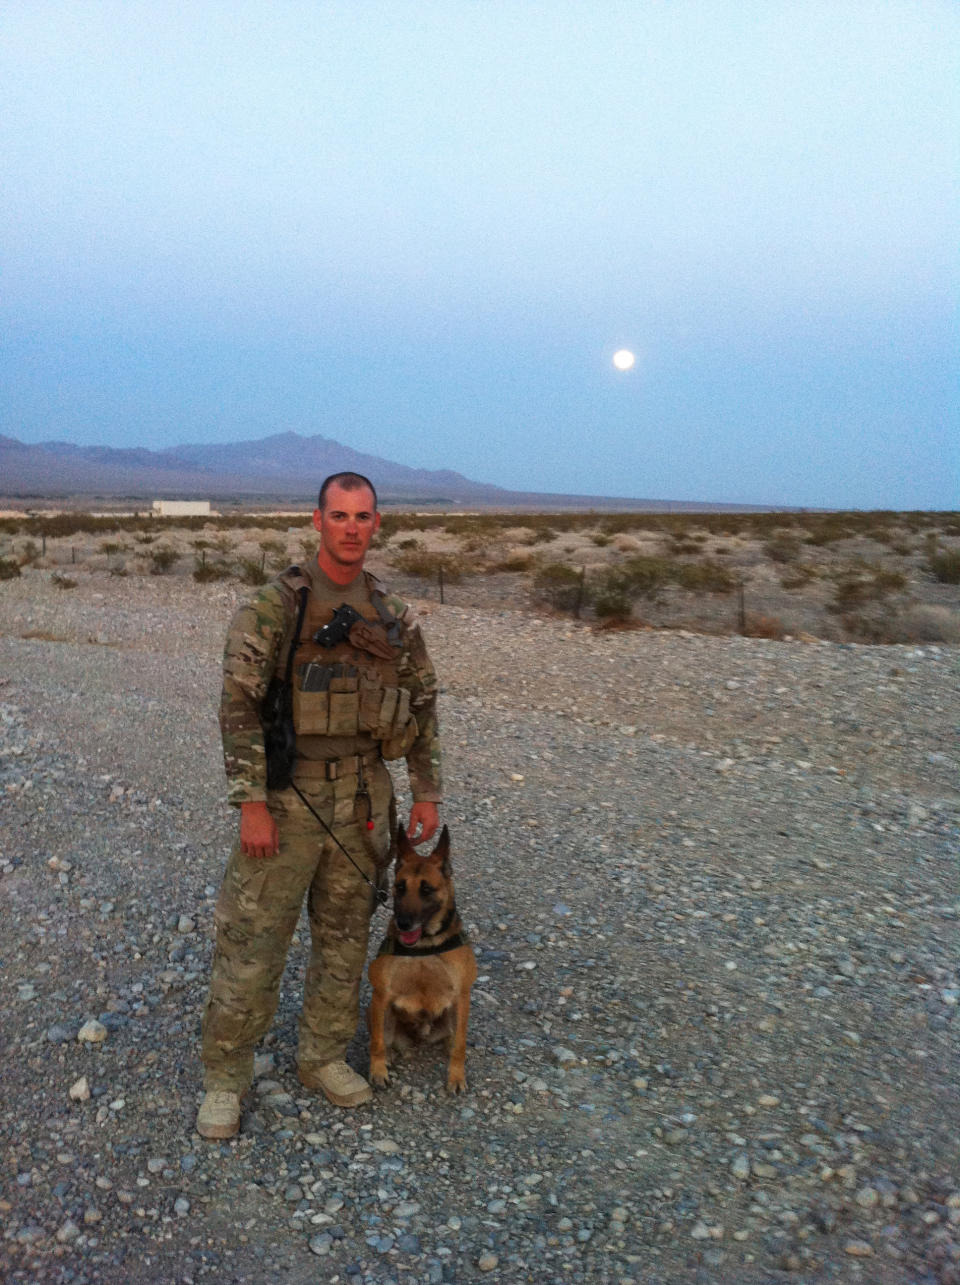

{"left": 367, "top": 824, "right": 477, "bottom": 1094}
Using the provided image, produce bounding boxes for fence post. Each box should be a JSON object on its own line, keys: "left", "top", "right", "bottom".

{"left": 72, "top": 546, "right": 76, "bottom": 565}
{"left": 573, "top": 566, "right": 586, "bottom": 619}
{"left": 738, "top": 579, "right": 746, "bottom": 633}
{"left": 42, "top": 535, "right": 46, "bottom": 557}
{"left": 438, "top": 564, "right": 445, "bottom": 605}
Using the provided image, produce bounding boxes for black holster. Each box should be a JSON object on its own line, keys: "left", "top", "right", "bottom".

{"left": 259, "top": 585, "right": 308, "bottom": 791}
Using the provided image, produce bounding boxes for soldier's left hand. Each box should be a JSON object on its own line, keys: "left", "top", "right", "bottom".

{"left": 407, "top": 802, "right": 439, "bottom": 845}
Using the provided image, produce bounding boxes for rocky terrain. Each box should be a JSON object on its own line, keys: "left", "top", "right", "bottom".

{"left": 1, "top": 567, "right": 958, "bottom": 1284}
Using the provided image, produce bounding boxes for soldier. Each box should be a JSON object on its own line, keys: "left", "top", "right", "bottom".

{"left": 197, "top": 472, "right": 442, "bottom": 1139}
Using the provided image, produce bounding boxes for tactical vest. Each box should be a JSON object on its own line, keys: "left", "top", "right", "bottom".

{"left": 278, "top": 566, "right": 418, "bottom": 761}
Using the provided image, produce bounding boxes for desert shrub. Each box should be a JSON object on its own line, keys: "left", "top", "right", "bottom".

{"left": 238, "top": 558, "right": 269, "bottom": 586}
{"left": 0, "top": 557, "right": 21, "bottom": 580}
{"left": 764, "top": 535, "right": 802, "bottom": 563}
{"left": 590, "top": 533, "right": 611, "bottom": 547}
{"left": 193, "top": 556, "right": 232, "bottom": 582}
{"left": 928, "top": 550, "right": 960, "bottom": 584}
{"left": 890, "top": 541, "right": 913, "bottom": 556}
{"left": 671, "top": 559, "right": 735, "bottom": 593}
{"left": 780, "top": 564, "right": 820, "bottom": 590}
{"left": 391, "top": 549, "right": 464, "bottom": 581}
{"left": 397, "top": 538, "right": 423, "bottom": 551}
{"left": 490, "top": 552, "right": 536, "bottom": 572}
{"left": 742, "top": 614, "right": 787, "bottom": 639}
{"left": 100, "top": 540, "right": 127, "bottom": 554}
{"left": 591, "top": 570, "right": 633, "bottom": 620}
{"left": 891, "top": 605, "right": 960, "bottom": 643}
{"left": 135, "top": 534, "right": 156, "bottom": 545}
{"left": 533, "top": 563, "right": 586, "bottom": 611}
{"left": 669, "top": 539, "right": 701, "bottom": 555}
{"left": 18, "top": 539, "right": 40, "bottom": 565}
{"left": 617, "top": 556, "right": 673, "bottom": 599}
{"left": 149, "top": 547, "right": 180, "bottom": 575}
{"left": 830, "top": 569, "right": 907, "bottom": 611}
{"left": 51, "top": 572, "right": 77, "bottom": 589}
{"left": 109, "top": 563, "right": 128, "bottom": 577}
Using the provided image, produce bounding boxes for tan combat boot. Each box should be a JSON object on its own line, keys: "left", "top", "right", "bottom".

{"left": 196, "top": 1089, "right": 242, "bottom": 1139}
{"left": 298, "top": 1060, "right": 372, "bottom": 1107}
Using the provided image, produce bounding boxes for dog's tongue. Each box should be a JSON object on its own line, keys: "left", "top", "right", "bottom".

{"left": 398, "top": 926, "right": 422, "bottom": 947}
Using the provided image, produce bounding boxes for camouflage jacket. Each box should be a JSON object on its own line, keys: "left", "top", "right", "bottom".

{"left": 219, "top": 565, "right": 442, "bottom": 807}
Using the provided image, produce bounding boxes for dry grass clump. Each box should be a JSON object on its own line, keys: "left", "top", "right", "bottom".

{"left": 237, "top": 557, "right": 269, "bottom": 586}
{"left": 148, "top": 547, "right": 180, "bottom": 576}
{"left": 391, "top": 549, "right": 465, "bottom": 582}
{"left": 829, "top": 568, "right": 907, "bottom": 612}
{"left": 51, "top": 572, "right": 77, "bottom": 589}
{"left": 764, "top": 534, "right": 803, "bottom": 563}
{"left": 0, "top": 557, "right": 21, "bottom": 580}
{"left": 893, "top": 605, "right": 960, "bottom": 643}
{"left": 533, "top": 563, "right": 586, "bottom": 612}
{"left": 928, "top": 550, "right": 960, "bottom": 584}
{"left": 741, "top": 614, "right": 787, "bottom": 640}
{"left": 490, "top": 551, "right": 538, "bottom": 573}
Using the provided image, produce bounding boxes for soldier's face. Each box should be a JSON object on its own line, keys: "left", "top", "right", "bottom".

{"left": 313, "top": 483, "right": 381, "bottom": 569}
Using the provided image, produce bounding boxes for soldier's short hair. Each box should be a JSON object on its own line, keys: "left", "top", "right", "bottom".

{"left": 318, "top": 472, "right": 378, "bottom": 512}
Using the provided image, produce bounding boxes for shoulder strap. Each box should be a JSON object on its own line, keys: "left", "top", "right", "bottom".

{"left": 365, "top": 573, "right": 404, "bottom": 647}
{"left": 274, "top": 565, "right": 309, "bottom": 680}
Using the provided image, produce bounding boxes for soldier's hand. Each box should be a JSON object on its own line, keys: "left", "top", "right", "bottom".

{"left": 240, "top": 801, "right": 279, "bottom": 859}
{"left": 407, "top": 802, "right": 439, "bottom": 846}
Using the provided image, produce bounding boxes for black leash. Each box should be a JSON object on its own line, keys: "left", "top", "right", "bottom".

{"left": 290, "top": 781, "right": 389, "bottom": 908}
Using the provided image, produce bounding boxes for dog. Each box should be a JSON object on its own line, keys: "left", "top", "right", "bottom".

{"left": 367, "top": 824, "right": 477, "bottom": 1094}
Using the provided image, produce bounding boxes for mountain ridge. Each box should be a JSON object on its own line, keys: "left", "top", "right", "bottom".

{"left": 0, "top": 431, "right": 784, "bottom": 511}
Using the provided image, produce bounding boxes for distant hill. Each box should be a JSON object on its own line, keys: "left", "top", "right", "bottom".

{"left": 0, "top": 431, "right": 779, "bottom": 511}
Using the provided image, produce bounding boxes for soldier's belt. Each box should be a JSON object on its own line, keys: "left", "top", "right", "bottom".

{"left": 293, "top": 748, "right": 383, "bottom": 781}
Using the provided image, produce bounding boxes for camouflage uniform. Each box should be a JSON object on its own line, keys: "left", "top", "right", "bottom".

{"left": 201, "top": 559, "right": 442, "bottom": 1093}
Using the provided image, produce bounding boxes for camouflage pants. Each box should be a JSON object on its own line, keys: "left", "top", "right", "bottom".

{"left": 201, "top": 759, "right": 393, "bottom": 1093}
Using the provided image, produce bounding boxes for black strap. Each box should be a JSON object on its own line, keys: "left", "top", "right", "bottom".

{"left": 290, "top": 782, "right": 389, "bottom": 907}
{"left": 388, "top": 930, "right": 468, "bottom": 958}
{"left": 283, "top": 578, "right": 309, "bottom": 683}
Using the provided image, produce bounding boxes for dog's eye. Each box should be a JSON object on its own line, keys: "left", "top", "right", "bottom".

{"left": 395, "top": 881, "right": 406, "bottom": 895}
{"left": 419, "top": 881, "right": 434, "bottom": 898}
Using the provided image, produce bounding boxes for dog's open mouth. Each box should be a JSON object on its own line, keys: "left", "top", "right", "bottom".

{"left": 397, "top": 926, "right": 422, "bottom": 947}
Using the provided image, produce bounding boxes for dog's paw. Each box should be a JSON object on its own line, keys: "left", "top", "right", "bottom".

{"left": 446, "top": 1070, "right": 467, "bottom": 1094}
{"left": 369, "top": 1062, "right": 390, "bottom": 1089}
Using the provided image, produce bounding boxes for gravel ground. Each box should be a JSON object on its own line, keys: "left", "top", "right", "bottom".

{"left": 1, "top": 571, "right": 958, "bottom": 1285}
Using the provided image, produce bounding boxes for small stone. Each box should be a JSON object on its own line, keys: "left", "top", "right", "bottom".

{"left": 309, "top": 1233, "right": 332, "bottom": 1255}
{"left": 174, "top": 1196, "right": 190, "bottom": 1217}
{"left": 844, "top": 1240, "right": 873, "bottom": 1257}
{"left": 69, "top": 1076, "right": 91, "bottom": 1102}
{"left": 478, "top": 1253, "right": 499, "bottom": 1271}
{"left": 855, "top": 1185, "right": 879, "bottom": 1208}
{"left": 691, "top": 1221, "right": 711, "bottom": 1240}
{"left": 509, "top": 773, "right": 524, "bottom": 782}
{"left": 56, "top": 1219, "right": 80, "bottom": 1243}
{"left": 371, "top": 1139, "right": 401, "bottom": 1153}
{"left": 553, "top": 1046, "right": 578, "bottom": 1066}
{"left": 177, "top": 915, "right": 195, "bottom": 935}
{"left": 731, "top": 1153, "right": 751, "bottom": 1180}
{"left": 77, "top": 1019, "right": 107, "bottom": 1043}
{"left": 83, "top": 1206, "right": 102, "bottom": 1224}
{"left": 757, "top": 1094, "right": 780, "bottom": 1107}
{"left": 47, "top": 1023, "right": 79, "bottom": 1044}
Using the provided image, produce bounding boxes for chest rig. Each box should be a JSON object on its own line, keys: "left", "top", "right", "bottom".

{"left": 282, "top": 568, "right": 418, "bottom": 760}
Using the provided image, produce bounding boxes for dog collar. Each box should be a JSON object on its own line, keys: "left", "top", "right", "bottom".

{"left": 381, "top": 930, "right": 469, "bottom": 958}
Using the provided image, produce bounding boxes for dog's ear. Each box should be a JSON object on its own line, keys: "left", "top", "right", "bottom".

{"left": 427, "top": 824, "right": 451, "bottom": 876}
{"left": 395, "top": 822, "right": 415, "bottom": 863}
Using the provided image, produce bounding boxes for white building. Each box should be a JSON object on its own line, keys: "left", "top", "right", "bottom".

{"left": 152, "top": 500, "right": 212, "bottom": 518}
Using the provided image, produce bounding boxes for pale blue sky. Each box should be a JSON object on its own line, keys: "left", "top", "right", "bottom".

{"left": 2, "top": 1, "right": 957, "bottom": 506}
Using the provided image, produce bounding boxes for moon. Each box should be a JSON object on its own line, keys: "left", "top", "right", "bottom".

{"left": 612, "top": 349, "right": 635, "bottom": 371}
